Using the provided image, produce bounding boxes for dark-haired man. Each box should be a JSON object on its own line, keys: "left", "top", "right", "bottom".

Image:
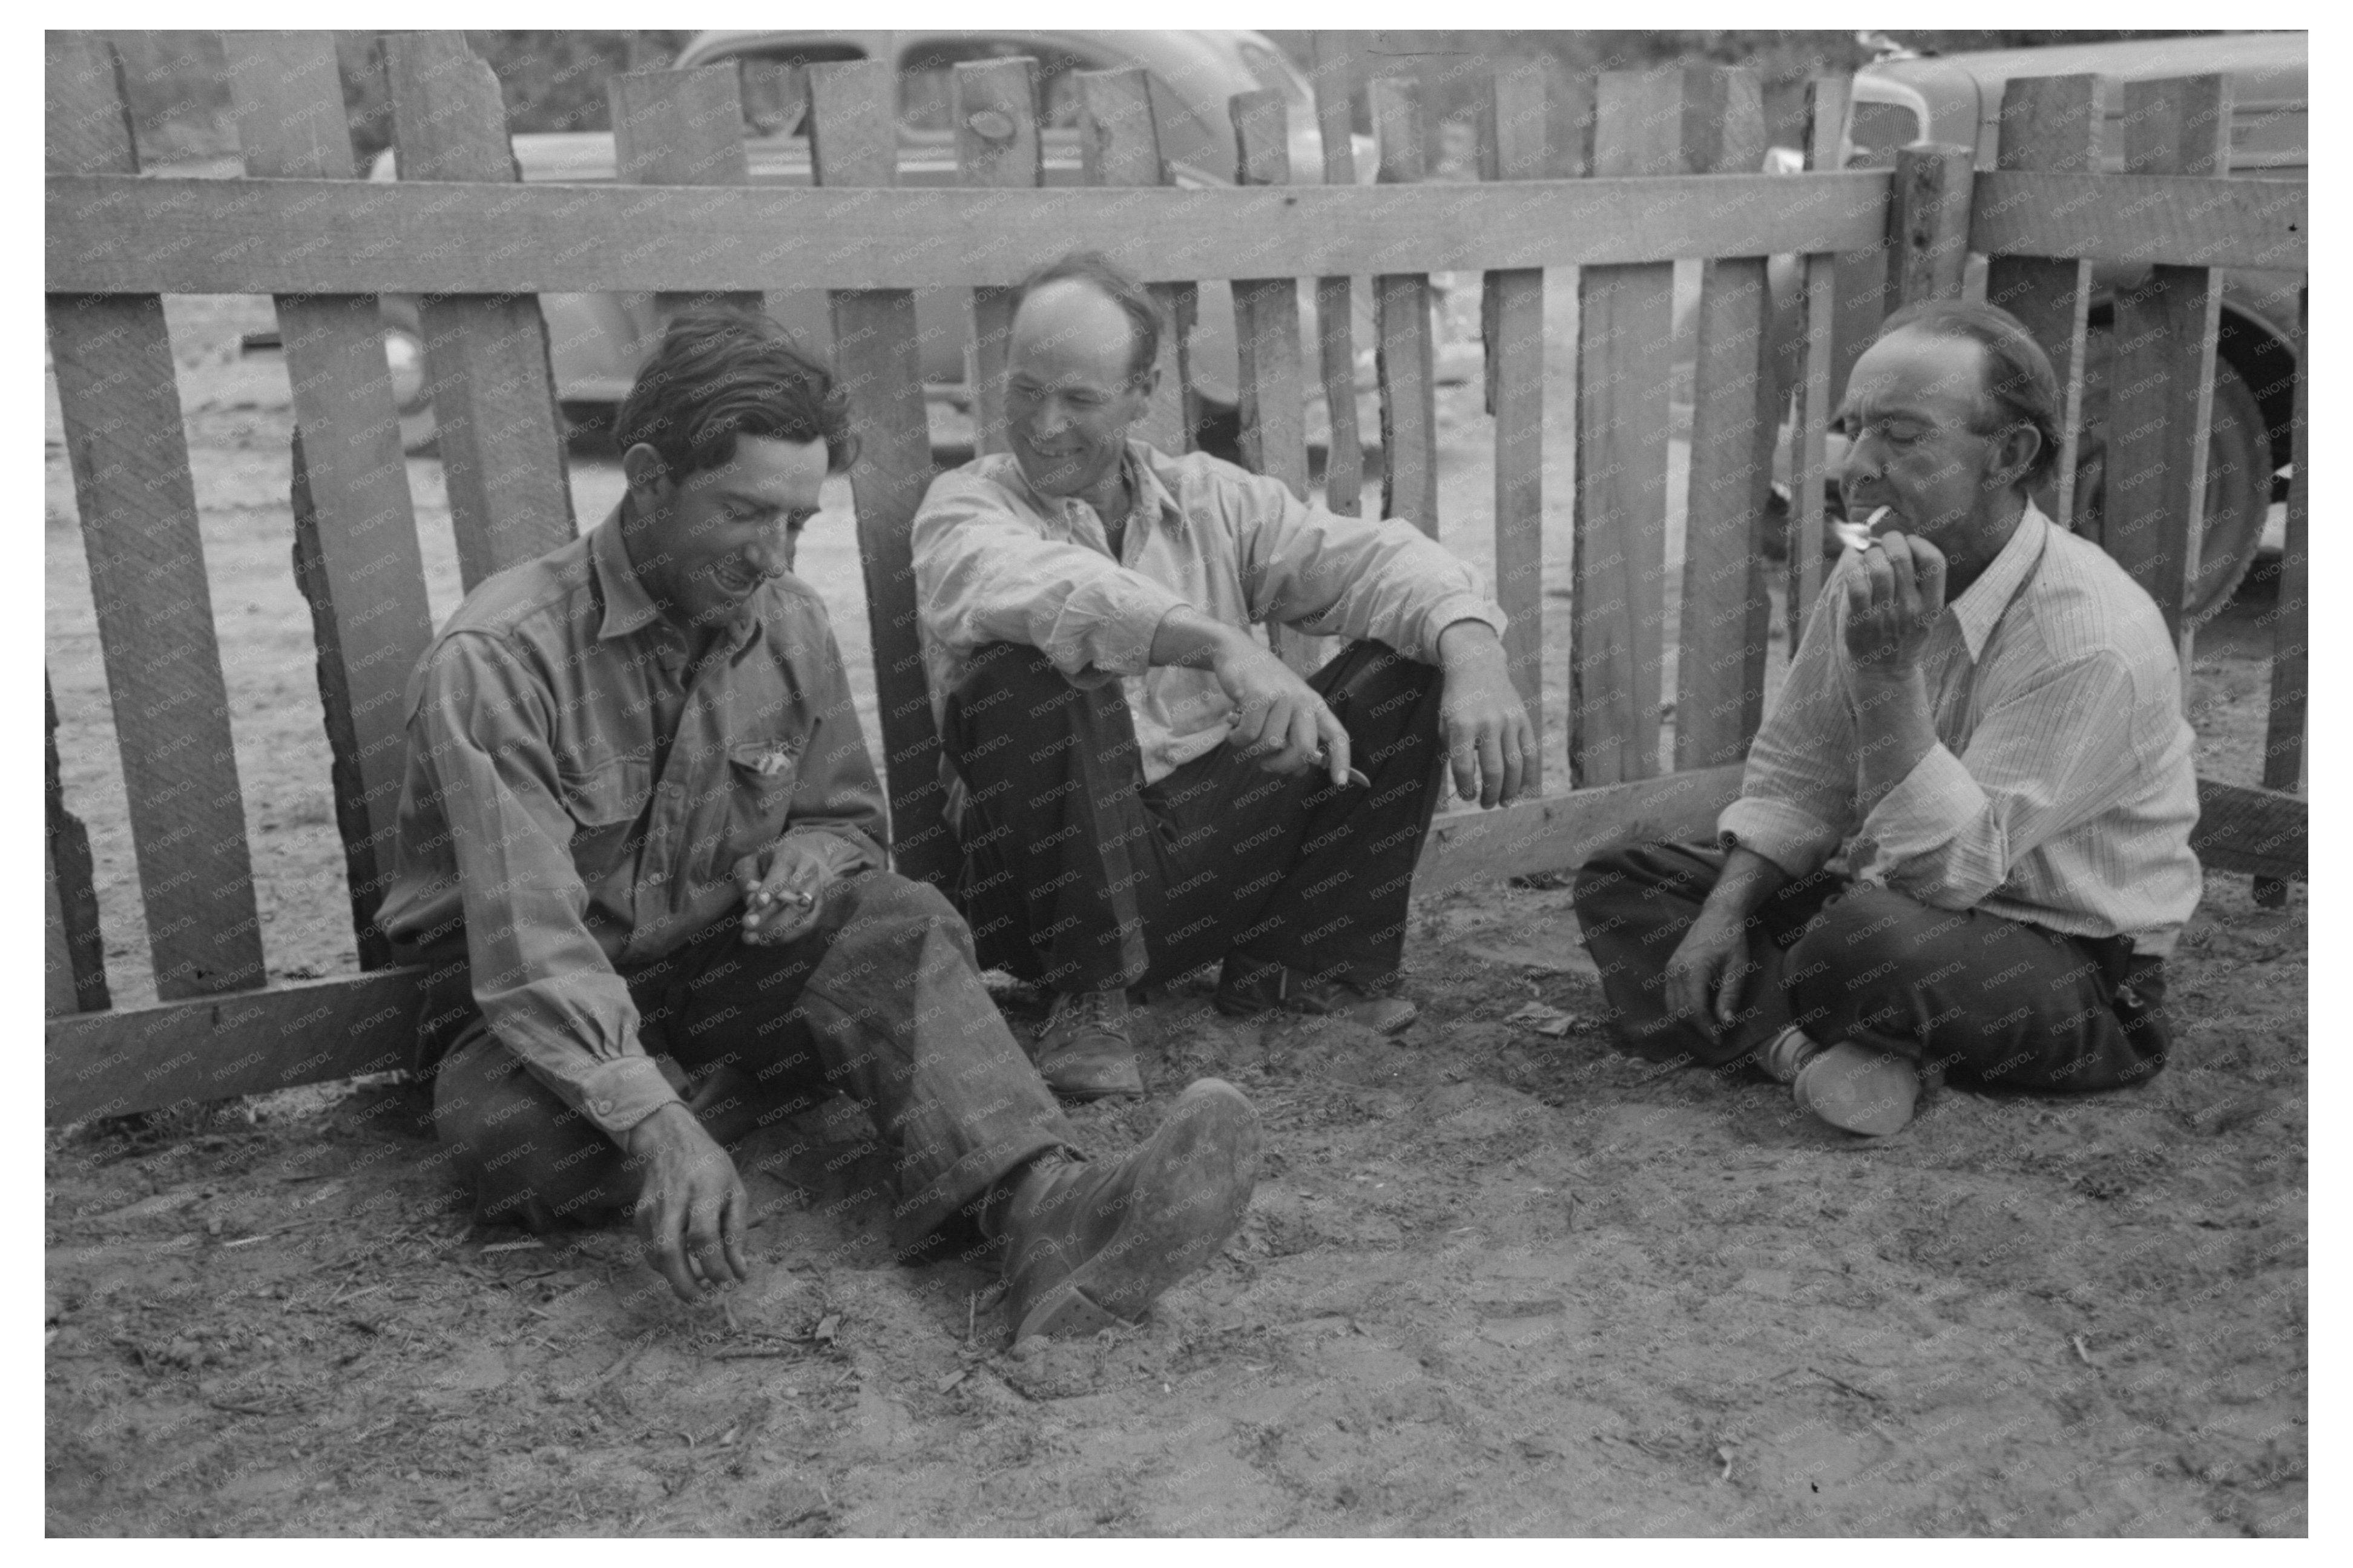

{"left": 377, "top": 311, "right": 1259, "bottom": 1341}
{"left": 1574, "top": 300, "right": 2201, "bottom": 1136}
{"left": 913, "top": 252, "right": 1534, "bottom": 1098}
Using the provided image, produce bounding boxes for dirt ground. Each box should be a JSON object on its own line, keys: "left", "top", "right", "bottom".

{"left": 45, "top": 292, "right": 2306, "bottom": 1536}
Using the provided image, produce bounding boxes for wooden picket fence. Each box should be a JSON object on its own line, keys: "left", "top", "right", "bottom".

{"left": 43, "top": 32, "right": 2308, "bottom": 1125}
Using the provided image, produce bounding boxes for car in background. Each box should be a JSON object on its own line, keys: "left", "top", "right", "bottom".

{"left": 370, "top": 29, "right": 1371, "bottom": 458}
{"left": 1826, "top": 31, "right": 2305, "bottom": 621}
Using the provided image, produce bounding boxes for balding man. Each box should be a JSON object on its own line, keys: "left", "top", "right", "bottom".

{"left": 913, "top": 252, "right": 1533, "bottom": 1098}
{"left": 1574, "top": 300, "right": 2200, "bottom": 1136}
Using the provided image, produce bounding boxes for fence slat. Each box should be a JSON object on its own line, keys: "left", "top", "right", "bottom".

{"left": 226, "top": 30, "right": 433, "bottom": 969}
{"left": 1786, "top": 75, "right": 1846, "bottom": 651}
{"left": 48, "top": 34, "right": 266, "bottom": 1001}
{"left": 1309, "top": 31, "right": 1365, "bottom": 514}
{"left": 956, "top": 58, "right": 1043, "bottom": 458}
{"left": 2107, "top": 74, "right": 2230, "bottom": 652}
{"left": 1369, "top": 78, "right": 1438, "bottom": 536}
{"left": 1076, "top": 67, "right": 1194, "bottom": 456}
{"left": 1970, "top": 171, "right": 2303, "bottom": 271}
{"left": 47, "top": 674, "right": 109, "bottom": 1015}
{"left": 1569, "top": 73, "right": 1680, "bottom": 786}
{"left": 1478, "top": 63, "right": 1548, "bottom": 770}
{"left": 1987, "top": 75, "right": 2102, "bottom": 533}
{"left": 1889, "top": 142, "right": 1976, "bottom": 307}
{"left": 1676, "top": 67, "right": 1777, "bottom": 771}
{"left": 389, "top": 33, "right": 574, "bottom": 590}
{"left": 808, "top": 62, "right": 955, "bottom": 892}
{"left": 1229, "top": 91, "right": 1311, "bottom": 497}
{"left": 612, "top": 63, "right": 763, "bottom": 321}
{"left": 2254, "top": 288, "right": 2307, "bottom": 908}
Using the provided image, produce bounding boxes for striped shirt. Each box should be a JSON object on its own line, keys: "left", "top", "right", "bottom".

{"left": 1720, "top": 502, "right": 2202, "bottom": 956}
{"left": 912, "top": 440, "right": 1504, "bottom": 785}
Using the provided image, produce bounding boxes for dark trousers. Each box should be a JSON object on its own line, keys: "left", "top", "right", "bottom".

{"left": 940, "top": 639, "right": 1447, "bottom": 995}
{"left": 1572, "top": 841, "right": 2171, "bottom": 1091}
{"left": 413, "top": 871, "right": 1076, "bottom": 1251}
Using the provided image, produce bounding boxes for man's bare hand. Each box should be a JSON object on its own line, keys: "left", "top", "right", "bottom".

{"left": 733, "top": 835, "right": 852, "bottom": 946}
{"left": 1436, "top": 622, "right": 1535, "bottom": 808}
{"left": 622, "top": 1102, "right": 749, "bottom": 1303}
{"left": 1843, "top": 530, "right": 1948, "bottom": 673}
{"left": 1213, "top": 639, "right": 1353, "bottom": 786}
{"left": 1662, "top": 910, "right": 1751, "bottom": 1033}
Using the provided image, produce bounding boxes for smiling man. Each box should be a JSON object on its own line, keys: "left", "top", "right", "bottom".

{"left": 1573, "top": 300, "right": 2200, "bottom": 1136}
{"left": 912, "top": 252, "right": 1532, "bottom": 1098}
{"left": 375, "top": 311, "right": 1259, "bottom": 1340}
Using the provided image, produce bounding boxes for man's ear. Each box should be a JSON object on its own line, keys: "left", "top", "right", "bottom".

{"left": 1127, "top": 363, "right": 1162, "bottom": 412}
{"left": 620, "top": 442, "right": 672, "bottom": 502}
{"left": 1989, "top": 421, "right": 2042, "bottom": 489}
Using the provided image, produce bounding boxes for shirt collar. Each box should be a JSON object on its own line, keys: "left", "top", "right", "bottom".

{"left": 1946, "top": 499, "right": 2050, "bottom": 662}
{"left": 588, "top": 498, "right": 760, "bottom": 654}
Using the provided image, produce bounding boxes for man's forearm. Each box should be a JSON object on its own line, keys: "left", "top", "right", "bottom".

{"left": 1700, "top": 845, "right": 1793, "bottom": 925}
{"left": 1148, "top": 604, "right": 1256, "bottom": 670}
{"left": 1851, "top": 667, "right": 1938, "bottom": 809}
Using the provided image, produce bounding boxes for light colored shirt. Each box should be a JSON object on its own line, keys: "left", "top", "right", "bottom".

{"left": 911, "top": 440, "right": 1506, "bottom": 784}
{"left": 375, "top": 506, "right": 887, "bottom": 1138}
{"left": 1720, "top": 501, "right": 2202, "bottom": 956}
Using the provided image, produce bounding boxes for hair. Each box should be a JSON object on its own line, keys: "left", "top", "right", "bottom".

{"left": 1874, "top": 299, "right": 2062, "bottom": 488}
{"left": 611, "top": 308, "right": 857, "bottom": 479}
{"left": 1013, "top": 250, "right": 1162, "bottom": 384}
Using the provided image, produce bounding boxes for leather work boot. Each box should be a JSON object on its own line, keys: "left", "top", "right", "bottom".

{"left": 1793, "top": 1041, "right": 1921, "bottom": 1136}
{"left": 1214, "top": 957, "right": 1418, "bottom": 1035}
{"left": 1034, "top": 988, "right": 1144, "bottom": 1100}
{"left": 999, "top": 1079, "right": 1260, "bottom": 1343}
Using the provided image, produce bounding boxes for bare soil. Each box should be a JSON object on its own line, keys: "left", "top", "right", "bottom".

{"left": 45, "top": 292, "right": 2305, "bottom": 1536}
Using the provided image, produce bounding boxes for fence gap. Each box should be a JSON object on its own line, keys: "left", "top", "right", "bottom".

{"left": 1369, "top": 77, "right": 1438, "bottom": 536}
{"left": 955, "top": 58, "right": 1043, "bottom": 458}
{"left": 1476, "top": 62, "right": 1548, "bottom": 770}
{"left": 1075, "top": 67, "right": 1194, "bottom": 456}
{"left": 47, "top": 673, "right": 109, "bottom": 1016}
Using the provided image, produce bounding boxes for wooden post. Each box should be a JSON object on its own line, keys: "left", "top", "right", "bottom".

{"left": 807, "top": 61, "right": 956, "bottom": 892}
{"left": 1786, "top": 74, "right": 1847, "bottom": 651}
{"left": 1676, "top": 66, "right": 1779, "bottom": 772}
{"left": 1986, "top": 75, "right": 2102, "bottom": 535}
{"left": 1228, "top": 90, "right": 1312, "bottom": 498}
{"left": 1569, "top": 71, "right": 1680, "bottom": 786}
{"left": 1308, "top": 31, "right": 1366, "bottom": 515}
{"left": 955, "top": 58, "right": 1043, "bottom": 457}
{"left": 611, "top": 64, "right": 763, "bottom": 321}
{"left": 2255, "top": 288, "right": 2307, "bottom": 908}
{"left": 1887, "top": 141, "right": 1976, "bottom": 306}
{"left": 45, "top": 674, "right": 109, "bottom": 1015}
{"left": 388, "top": 33, "right": 574, "bottom": 590}
{"left": 1369, "top": 76, "right": 1438, "bottom": 536}
{"left": 2107, "top": 73, "right": 2230, "bottom": 656}
{"left": 1478, "top": 61, "right": 1547, "bottom": 777}
{"left": 49, "top": 33, "right": 267, "bottom": 998}
{"left": 1075, "top": 67, "right": 1195, "bottom": 456}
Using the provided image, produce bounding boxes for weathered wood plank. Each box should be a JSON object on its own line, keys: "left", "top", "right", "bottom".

{"left": 611, "top": 63, "right": 763, "bottom": 320}
{"left": 2107, "top": 74, "right": 2230, "bottom": 650}
{"left": 1370, "top": 77, "right": 1438, "bottom": 536}
{"left": 1570, "top": 73, "right": 1680, "bottom": 787}
{"left": 1478, "top": 62, "right": 1548, "bottom": 766}
{"left": 1987, "top": 75, "right": 2102, "bottom": 532}
{"left": 1075, "top": 67, "right": 1194, "bottom": 456}
{"left": 1229, "top": 90, "right": 1311, "bottom": 498}
{"left": 1418, "top": 765, "right": 1746, "bottom": 898}
{"left": 227, "top": 30, "right": 433, "bottom": 968}
{"left": 2254, "top": 289, "right": 2306, "bottom": 908}
{"left": 48, "top": 33, "right": 266, "bottom": 1001}
{"left": 956, "top": 58, "right": 1042, "bottom": 458}
{"left": 1786, "top": 75, "right": 1845, "bottom": 651}
{"left": 47, "top": 674, "right": 110, "bottom": 1015}
{"left": 389, "top": 33, "right": 574, "bottom": 589}
{"left": 45, "top": 969, "right": 423, "bottom": 1128}
{"left": 1309, "top": 31, "right": 1365, "bottom": 515}
{"left": 1676, "top": 67, "right": 1777, "bottom": 771}
{"left": 1888, "top": 142, "right": 1976, "bottom": 306}
{"left": 47, "top": 169, "right": 1904, "bottom": 293}
{"left": 2190, "top": 777, "right": 2305, "bottom": 884}
{"left": 808, "top": 61, "right": 955, "bottom": 892}
{"left": 1971, "top": 170, "right": 2305, "bottom": 271}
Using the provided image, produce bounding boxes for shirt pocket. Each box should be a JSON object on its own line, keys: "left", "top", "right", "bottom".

{"left": 558, "top": 756, "right": 653, "bottom": 889}
{"left": 722, "top": 737, "right": 802, "bottom": 863}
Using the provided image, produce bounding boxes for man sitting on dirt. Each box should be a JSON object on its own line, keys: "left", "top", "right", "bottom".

{"left": 1574, "top": 300, "right": 2200, "bottom": 1136}
{"left": 911, "top": 251, "right": 1536, "bottom": 1099}
{"left": 374, "top": 310, "right": 1259, "bottom": 1342}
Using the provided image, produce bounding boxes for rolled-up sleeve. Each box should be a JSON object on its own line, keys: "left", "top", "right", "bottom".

{"left": 1718, "top": 565, "right": 1856, "bottom": 877}
{"left": 414, "top": 634, "right": 679, "bottom": 1139}
{"left": 913, "top": 472, "right": 1189, "bottom": 679}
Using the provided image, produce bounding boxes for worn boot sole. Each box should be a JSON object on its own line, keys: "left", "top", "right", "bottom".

{"left": 1794, "top": 1042, "right": 1920, "bottom": 1136}
{"left": 1013, "top": 1079, "right": 1261, "bottom": 1342}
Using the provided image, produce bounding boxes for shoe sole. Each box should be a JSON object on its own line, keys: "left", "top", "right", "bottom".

{"left": 1013, "top": 1079, "right": 1260, "bottom": 1342}
{"left": 1794, "top": 1043, "right": 1920, "bottom": 1136}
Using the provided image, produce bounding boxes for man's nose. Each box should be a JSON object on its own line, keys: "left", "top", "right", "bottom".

{"left": 745, "top": 526, "right": 786, "bottom": 577}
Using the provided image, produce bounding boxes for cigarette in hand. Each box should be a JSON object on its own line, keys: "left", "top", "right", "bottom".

{"left": 1834, "top": 506, "right": 1891, "bottom": 553}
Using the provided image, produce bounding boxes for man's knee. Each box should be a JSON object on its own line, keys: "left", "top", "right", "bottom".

{"left": 947, "top": 642, "right": 1070, "bottom": 727}
{"left": 432, "top": 1030, "right": 627, "bottom": 1224}
{"left": 1786, "top": 884, "right": 1968, "bottom": 1023}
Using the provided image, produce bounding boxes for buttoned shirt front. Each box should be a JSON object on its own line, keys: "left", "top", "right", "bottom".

{"left": 910, "top": 440, "right": 1507, "bottom": 784}
{"left": 1720, "top": 502, "right": 2202, "bottom": 955}
{"left": 375, "top": 504, "right": 887, "bottom": 1136}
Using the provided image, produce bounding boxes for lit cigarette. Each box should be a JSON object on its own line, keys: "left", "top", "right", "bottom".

{"left": 1834, "top": 506, "right": 1890, "bottom": 553}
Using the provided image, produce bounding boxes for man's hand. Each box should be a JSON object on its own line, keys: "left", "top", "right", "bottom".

{"left": 1843, "top": 530, "right": 1947, "bottom": 673}
{"left": 1436, "top": 622, "right": 1535, "bottom": 808}
{"left": 1661, "top": 909, "right": 1752, "bottom": 1034}
{"left": 1211, "top": 637, "right": 1354, "bottom": 786}
{"left": 621, "top": 1102, "right": 749, "bottom": 1303}
{"left": 734, "top": 835, "right": 853, "bottom": 946}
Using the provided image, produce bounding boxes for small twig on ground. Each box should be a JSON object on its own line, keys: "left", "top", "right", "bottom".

{"left": 1811, "top": 1367, "right": 1886, "bottom": 1403}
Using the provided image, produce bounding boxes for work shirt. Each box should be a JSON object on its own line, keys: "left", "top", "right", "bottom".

{"left": 375, "top": 504, "right": 888, "bottom": 1138}
{"left": 1720, "top": 501, "right": 2202, "bottom": 956}
{"left": 911, "top": 440, "right": 1506, "bottom": 784}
